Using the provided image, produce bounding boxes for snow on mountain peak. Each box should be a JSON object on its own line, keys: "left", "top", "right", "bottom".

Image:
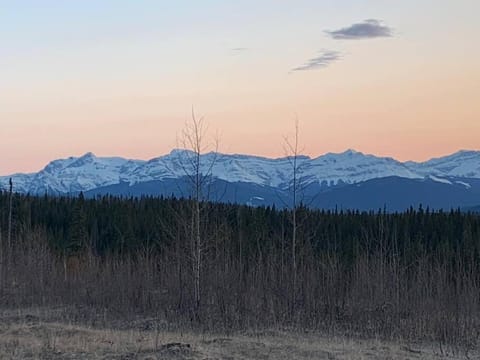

{"left": 81, "top": 151, "right": 96, "bottom": 158}
{"left": 341, "top": 149, "right": 360, "bottom": 156}
{"left": 408, "top": 150, "right": 480, "bottom": 179}
{"left": 1, "top": 149, "right": 479, "bottom": 195}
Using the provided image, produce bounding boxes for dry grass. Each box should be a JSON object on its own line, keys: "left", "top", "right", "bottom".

{"left": 0, "top": 307, "right": 473, "bottom": 359}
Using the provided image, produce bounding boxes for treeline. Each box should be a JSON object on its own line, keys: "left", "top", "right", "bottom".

{"left": 0, "top": 191, "right": 480, "bottom": 351}
{"left": 2, "top": 192, "right": 479, "bottom": 261}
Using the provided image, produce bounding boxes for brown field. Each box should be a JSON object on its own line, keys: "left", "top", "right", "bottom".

{"left": 0, "top": 307, "right": 473, "bottom": 360}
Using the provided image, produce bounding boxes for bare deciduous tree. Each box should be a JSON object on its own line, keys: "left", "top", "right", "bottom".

{"left": 176, "top": 108, "right": 219, "bottom": 317}
{"left": 283, "top": 118, "right": 305, "bottom": 312}
{"left": 8, "top": 178, "right": 13, "bottom": 250}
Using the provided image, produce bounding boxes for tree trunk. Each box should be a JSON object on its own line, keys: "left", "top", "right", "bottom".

{"left": 8, "top": 178, "right": 13, "bottom": 251}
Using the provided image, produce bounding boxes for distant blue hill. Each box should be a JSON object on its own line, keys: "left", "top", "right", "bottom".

{"left": 84, "top": 177, "right": 291, "bottom": 208}
{"left": 309, "top": 177, "right": 480, "bottom": 212}
{"left": 84, "top": 176, "right": 480, "bottom": 212}
{"left": 463, "top": 205, "right": 480, "bottom": 213}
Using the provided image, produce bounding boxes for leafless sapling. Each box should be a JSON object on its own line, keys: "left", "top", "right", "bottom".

{"left": 175, "top": 108, "right": 219, "bottom": 317}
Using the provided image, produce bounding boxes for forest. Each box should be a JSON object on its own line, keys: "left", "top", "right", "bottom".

{"left": 0, "top": 190, "right": 480, "bottom": 351}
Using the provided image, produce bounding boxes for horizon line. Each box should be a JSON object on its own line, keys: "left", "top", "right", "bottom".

{"left": 1, "top": 147, "right": 479, "bottom": 177}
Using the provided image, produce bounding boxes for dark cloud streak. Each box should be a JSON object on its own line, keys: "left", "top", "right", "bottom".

{"left": 326, "top": 19, "right": 393, "bottom": 40}
{"left": 292, "top": 50, "right": 342, "bottom": 72}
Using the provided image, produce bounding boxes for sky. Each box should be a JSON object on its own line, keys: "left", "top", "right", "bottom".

{"left": 1, "top": 0, "right": 479, "bottom": 174}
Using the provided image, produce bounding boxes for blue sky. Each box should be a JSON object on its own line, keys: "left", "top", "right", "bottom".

{"left": 1, "top": 0, "right": 479, "bottom": 174}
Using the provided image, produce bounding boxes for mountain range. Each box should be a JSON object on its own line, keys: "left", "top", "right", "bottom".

{"left": 1, "top": 149, "right": 480, "bottom": 211}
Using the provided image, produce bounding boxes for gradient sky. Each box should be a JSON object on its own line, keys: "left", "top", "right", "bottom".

{"left": 1, "top": 0, "right": 479, "bottom": 174}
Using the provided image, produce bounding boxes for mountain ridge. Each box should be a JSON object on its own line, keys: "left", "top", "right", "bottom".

{"left": 1, "top": 149, "right": 480, "bottom": 196}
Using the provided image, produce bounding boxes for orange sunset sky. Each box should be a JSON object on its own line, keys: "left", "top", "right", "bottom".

{"left": 1, "top": 0, "right": 479, "bottom": 175}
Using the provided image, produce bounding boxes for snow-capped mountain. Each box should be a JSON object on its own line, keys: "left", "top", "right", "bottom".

{"left": 407, "top": 150, "right": 480, "bottom": 179}
{"left": 115, "top": 148, "right": 423, "bottom": 189}
{"left": 1, "top": 153, "right": 145, "bottom": 194}
{"left": 1, "top": 149, "right": 479, "bottom": 196}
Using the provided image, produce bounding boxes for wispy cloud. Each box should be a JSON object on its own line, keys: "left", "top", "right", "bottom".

{"left": 231, "top": 47, "right": 248, "bottom": 52}
{"left": 326, "top": 19, "right": 393, "bottom": 40}
{"left": 292, "top": 50, "right": 342, "bottom": 72}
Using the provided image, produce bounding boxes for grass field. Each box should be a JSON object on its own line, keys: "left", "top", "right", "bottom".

{"left": 0, "top": 307, "right": 473, "bottom": 359}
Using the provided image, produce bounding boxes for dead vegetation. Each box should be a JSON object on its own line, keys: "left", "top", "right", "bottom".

{"left": 0, "top": 307, "right": 472, "bottom": 360}
{"left": 1, "top": 193, "right": 480, "bottom": 357}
